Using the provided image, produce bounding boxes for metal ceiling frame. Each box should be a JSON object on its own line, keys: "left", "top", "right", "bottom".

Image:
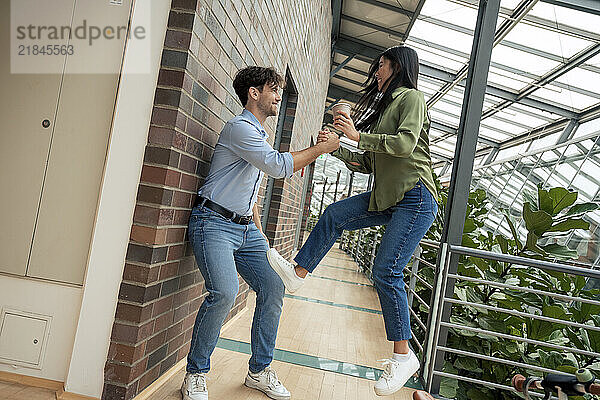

{"left": 326, "top": 0, "right": 600, "bottom": 170}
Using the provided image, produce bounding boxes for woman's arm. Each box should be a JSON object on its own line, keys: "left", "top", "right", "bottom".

{"left": 334, "top": 90, "right": 426, "bottom": 158}
{"left": 331, "top": 147, "right": 373, "bottom": 174}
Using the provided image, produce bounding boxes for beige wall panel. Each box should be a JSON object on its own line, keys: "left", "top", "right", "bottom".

{"left": 27, "top": 0, "right": 133, "bottom": 284}
{"left": 0, "top": 1, "right": 73, "bottom": 276}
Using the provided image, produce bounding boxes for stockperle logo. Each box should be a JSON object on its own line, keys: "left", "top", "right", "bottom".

{"left": 11, "top": 0, "right": 151, "bottom": 74}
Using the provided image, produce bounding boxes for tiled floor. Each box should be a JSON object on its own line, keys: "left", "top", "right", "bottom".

{"left": 0, "top": 380, "right": 56, "bottom": 400}
{"left": 148, "top": 244, "right": 418, "bottom": 400}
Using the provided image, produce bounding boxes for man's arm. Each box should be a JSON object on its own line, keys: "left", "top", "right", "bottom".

{"left": 252, "top": 203, "right": 268, "bottom": 243}
{"left": 290, "top": 133, "right": 339, "bottom": 172}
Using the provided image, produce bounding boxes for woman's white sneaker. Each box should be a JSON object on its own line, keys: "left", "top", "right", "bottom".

{"left": 374, "top": 350, "right": 420, "bottom": 396}
{"left": 244, "top": 366, "right": 291, "bottom": 400}
{"left": 181, "top": 372, "right": 208, "bottom": 400}
{"left": 267, "top": 248, "right": 305, "bottom": 293}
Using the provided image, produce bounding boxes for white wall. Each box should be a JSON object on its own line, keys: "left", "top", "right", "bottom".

{"left": 64, "top": 0, "right": 171, "bottom": 397}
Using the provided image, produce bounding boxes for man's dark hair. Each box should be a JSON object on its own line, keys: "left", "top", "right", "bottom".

{"left": 233, "top": 66, "right": 285, "bottom": 106}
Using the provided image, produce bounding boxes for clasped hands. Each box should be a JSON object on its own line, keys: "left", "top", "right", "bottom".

{"left": 317, "top": 111, "right": 360, "bottom": 153}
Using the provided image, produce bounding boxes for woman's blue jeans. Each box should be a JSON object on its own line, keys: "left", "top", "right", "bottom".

{"left": 294, "top": 182, "right": 438, "bottom": 341}
{"left": 186, "top": 206, "right": 285, "bottom": 374}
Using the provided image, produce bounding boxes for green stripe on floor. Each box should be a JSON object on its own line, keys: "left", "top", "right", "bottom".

{"left": 215, "top": 337, "right": 422, "bottom": 390}
{"left": 311, "top": 274, "right": 373, "bottom": 287}
{"left": 284, "top": 294, "right": 382, "bottom": 315}
{"left": 320, "top": 263, "right": 357, "bottom": 272}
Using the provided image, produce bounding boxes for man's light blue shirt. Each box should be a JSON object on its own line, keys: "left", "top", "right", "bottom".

{"left": 198, "top": 109, "right": 294, "bottom": 216}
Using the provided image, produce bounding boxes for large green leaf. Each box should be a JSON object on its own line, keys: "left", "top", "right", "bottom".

{"left": 439, "top": 363, "right": 459, "bottom": 398}
{"left": 462, "top": 234, "right": 478, "bottom": 248}
{"left": 571, "top": 301, "right": 600, "bottom": 322}
{"left": 540, "top": 243, "right": 579, "bottom": 260}
{"left": 525, "top": 232, "right": 546, "bottom": 256}
{"left": 523, "top": 189, "right": 538, "bottom": 211}
{"left": 496, "top": 235, "right": 509, "bottom": 254}
{"left": 548, "top": 187, "right": 578, "bottom": 216}
{"left": 547, "top": 218, "right": 590, "bottom": 233}
{"left": 503, "top": 210, "right": 522, "bottom": 252}
{"left": 466, "top": 388, "right": 489, "bottom": 400}
{"left": 588, "top": 326, "right": 600, "bottom": 353}
{"left": 523, "top": 203, "right": 553, "bottom": 236}
{"left": 538, "top": 187, "right": 553, "bottom": 215}
{"left": 463, "top": 218, "right": 477, "bottom": 233}
{"left": 455, "top": 356, "right": 483, "bottom": 373}
{"left": 527, "top": 305, "right": 566, "bottom": 340}
{"left": 563, "top": 202, "right": 599, "bottom": 217}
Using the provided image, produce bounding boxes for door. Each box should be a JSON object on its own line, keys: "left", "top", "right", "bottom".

{"left": 0, "top": 0, "right": 74, "bottom": 276}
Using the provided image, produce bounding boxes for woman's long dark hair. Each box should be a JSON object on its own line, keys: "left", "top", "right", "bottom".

{"left": 353, "top": 45, "right": 420, "bottom": 131}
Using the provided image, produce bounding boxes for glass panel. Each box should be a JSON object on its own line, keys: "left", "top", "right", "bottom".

{"left": 528, "top": 132, "right": 561, "bottom": 151}
{"left": 527, "top": 2, "right": 600, "bottom": 37}
{"left": 487, "top": 66, "right": 532, "bottom": 91}
{"left": 501, "top": 23, "right": 593, "bottom": 59}
{"left": 555, "top": 68, "right": 600, "bottom": 98}
{"left": 528, "top": 86, "right": 598, "bottom": 111}
{"left": 410, "top": 19, "right": 474, "bottom": 55}
{"left": 491, "top": 44, "right": 560, "bottom": 77}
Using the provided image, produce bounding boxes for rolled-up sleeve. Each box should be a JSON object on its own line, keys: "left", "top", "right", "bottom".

{"left": 225, "top": 121, "right": 294, "bottom": 178}
{"left": 357, "top": 89, "right": 425, "bottom": 158}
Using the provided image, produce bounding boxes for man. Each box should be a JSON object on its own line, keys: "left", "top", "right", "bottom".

{"left": 181, "top": 66, "right": 340, "bottom": 400}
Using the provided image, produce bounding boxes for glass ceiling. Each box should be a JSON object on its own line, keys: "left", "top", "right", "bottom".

{"left": 322, "top": 0, "right": 600, "bottom": 266}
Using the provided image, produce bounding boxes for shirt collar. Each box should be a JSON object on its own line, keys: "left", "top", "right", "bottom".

{"left": 241, "top": 109, "right": 268, "bottom": 138}
{"left": 391, "top": 86, "right": 411, "bottom": 99}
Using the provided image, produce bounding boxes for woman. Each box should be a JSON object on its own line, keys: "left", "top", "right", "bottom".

{"left": 268, "top": 45, "right": 439, "bottom": 396}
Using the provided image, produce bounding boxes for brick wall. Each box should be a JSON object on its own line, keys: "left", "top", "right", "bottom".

{"left": 102, "top": 0, "right": 331, "bottom": 398}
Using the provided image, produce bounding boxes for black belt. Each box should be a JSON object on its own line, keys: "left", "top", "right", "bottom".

{"left": 193, "top": 196, "right": 253, "bottom": 225}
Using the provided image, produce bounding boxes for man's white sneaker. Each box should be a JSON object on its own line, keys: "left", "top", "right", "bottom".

{"left": 267, "top": 248, "right": 305, "bottom": 293}
{"left": 374, "top": 351, "right": 420, "bottom": 396}
{"left": 244, "top": 366, "right": 291, "bottom": 400}
{"left": 181, "top": 372, "right": 208, "bottom": 400}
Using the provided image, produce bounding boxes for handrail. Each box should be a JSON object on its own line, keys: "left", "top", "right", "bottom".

{"left": 448, "top": 244, "right": 600, "bottom": 279}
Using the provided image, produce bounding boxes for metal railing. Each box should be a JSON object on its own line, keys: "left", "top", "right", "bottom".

{"left": 424, "top": 244, "right": 600, "bottom": 399}
{"left": 333, "top": 229, "right": 600, "bottom": 399}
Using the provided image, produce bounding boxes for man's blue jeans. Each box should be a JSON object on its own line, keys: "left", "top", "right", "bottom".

{"left": 294, "top": 182, "right": 438, "bottom": 341}
{"left": 186, "top": 206, "right": 285, "bottom": 374}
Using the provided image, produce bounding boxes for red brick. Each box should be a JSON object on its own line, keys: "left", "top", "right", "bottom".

{"left": 130, "top": 225, "right": 167, "bottom": 246}
{"left": 116, "top": 303, "right": 153, "bottom": 324}
{"left": 168, "top": 332, "right": 186, "bottom": 354}
{"left": 159, "top": 262, "right": 179, "bottom": 280}
{"left": 167, "top": 244, "right": 184, "bottom": 261}
{"left": 172, "top": 191, "right": 192, "bottom": 208}
{"left": 107, "top": 342, "right": 146, "bottom": 364}
{"left": 166, "top": 228, "right": 186, "bottom": 243}
{"left": 137, "top": 365, "right": 161, "bottom": 393}
{"left": 151, "top": 108, "right": 179, "bottom": 128}
{"left": 133, "top": 205, "right": 160, "bottom": 225}
{"left": 166, "top": 321, "right": 183, "bottom": 341}
{"left": 173, "top": 304, "right": 189, "bottom": 323}
{"left": 145, "top": 331, "right": 167, "bottom": 355}
{"left": 154, "top": 310, "right": 174, "bottom": 333}
{"left": 179, "top": 173, "right": 198, "bottom": 192}
{"left": 152, "top": 295, "right": 174, "bottom": 317}
{"left": 183, "top": 314, "right": 196, "bottom": 331}
{"left": 158, "top": 69, "right": 185, "bottom": 87}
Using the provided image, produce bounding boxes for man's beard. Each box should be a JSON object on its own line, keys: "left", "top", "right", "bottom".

{"left": 259, "top": 101, "right": 277, "bottom": 117}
